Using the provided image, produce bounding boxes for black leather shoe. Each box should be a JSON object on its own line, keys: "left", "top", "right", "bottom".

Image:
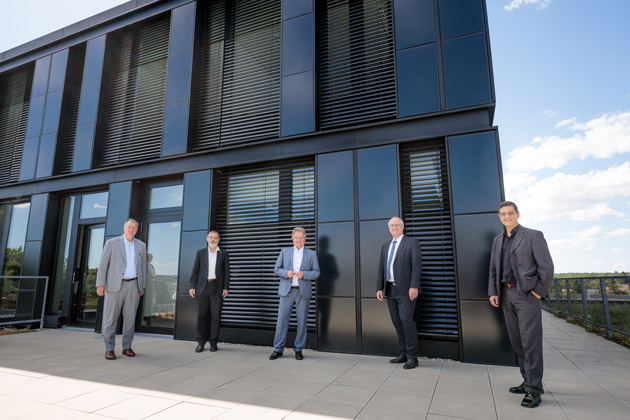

{"left": 389, "top": 353, "right": 408, "bottom": 364}
{"left": 509, "top": 384, "right": 527, "bottom": 394}
{"left": 402, "top": 357, "right": 419, "bottom": 369}
{"left": 295, "top": 351, "right": 303, "bottom": 360}
{"left": 521, "top": 392, "right": 542, "bottom": 408}
{"left": 269, "top": 351, "right": 283, "bottom": 360}
{"left": 195, "top": 343, "right": 204, "bottom": 353}
{"left": 210, "top": 343, "right": 218, "bottom": 352}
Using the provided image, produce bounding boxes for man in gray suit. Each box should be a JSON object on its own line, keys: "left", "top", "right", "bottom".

{"left": 96, "top": 218, "right": 147, "bottom": 360}
{"left": 269, "top": 227, "right": 320, "bottom": 361}
{"left": 189, "top": 230, "right": 230, "bottom": 353}
{"left": 376, "top": 217, "right": 422, "bottom": 369}
{"left": 489, "top": 201, "right": 554, "bottom": 408}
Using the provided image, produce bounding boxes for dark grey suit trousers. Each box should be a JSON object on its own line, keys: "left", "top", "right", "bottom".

{"left": 195, "top": 280, "right": 223, "bottom": 344}
{"left": 501, "top": 285, "right": 544, "bottom": 394}
{"left": 386, "top": 282, "right": 419, "bottom": 358}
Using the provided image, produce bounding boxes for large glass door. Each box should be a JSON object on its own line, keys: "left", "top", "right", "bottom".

{"left": 71, "top": 224, "right": 105, "bottom": 327}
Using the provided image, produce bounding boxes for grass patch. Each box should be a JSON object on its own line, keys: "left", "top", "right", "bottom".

{"left": 0, "top": 326, "right": 36, "bottom": 336}
{"left": 552, "top": 311, "right": 630, "bottom": 350}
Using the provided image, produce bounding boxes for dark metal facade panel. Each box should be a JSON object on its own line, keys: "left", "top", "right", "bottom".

{"left": 360, "top": 297, "right": 399, "bottom": 355}
{"left": 317, "top": 296, "right": 357, "bottom": 352}
{"left": 460, "top": 300, "right": 516, "bottom": 365}
{"left": 317, "top": 222, "right": 355, "bottom": 297}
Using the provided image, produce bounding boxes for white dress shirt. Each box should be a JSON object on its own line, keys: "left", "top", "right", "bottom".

{"left": 387, "top": 234, "right": 404, "bottom": 284}
{"left": 208, "top": 246, "right": 220, "bottom": 280}
{"left": 292, "top": 246, "right": 304, "bottom": 287}
{"left": 122, "top": 236, "right": 137, "bottom": 279}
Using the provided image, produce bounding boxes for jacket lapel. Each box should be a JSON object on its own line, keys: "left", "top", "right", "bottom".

{"left": 118, "top": 237, "right": 127, "bottom": 263}
{"left": 510, "top": 228, "right": 525, "bottom": 254}
{"left": 393, "top": 236, "right": 406, "bottom": 264}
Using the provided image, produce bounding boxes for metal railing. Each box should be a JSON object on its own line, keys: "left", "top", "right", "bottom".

{"left": 542, "top": 276, "right": 630, "bottom": 338}
{"left": 0, "top": 276, "right": 49, "bottom": 330}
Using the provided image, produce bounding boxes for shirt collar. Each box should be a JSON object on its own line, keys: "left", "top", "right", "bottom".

{"left": 123, "top": 236, "right": 134, "bottom": 245}
{"left": 504, "top": 224, "right": 520, "bottom": 237}
{"left": 294, "top": 246, "right": 304, "bottom": 253}
{"left": 392, "top": 234, "right": 404, "bottom": 243}
{"left": 208, "top": 246, "right": 221, "bottom": 253}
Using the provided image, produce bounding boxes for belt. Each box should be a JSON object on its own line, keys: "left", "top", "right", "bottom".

{"left": 122, "top": 277, "right": 137, "bottom": 282}
{"left": 207, "top": 278, "right": 216, "bottom": 282}
{"left": 503, "top": 283, "right": 517, "bottom": 288}
{"left": 386, "top": 281, "right": 396, "bottom": 287}
{"left": 291, "top": 286, "right": 299, "bottom": 289}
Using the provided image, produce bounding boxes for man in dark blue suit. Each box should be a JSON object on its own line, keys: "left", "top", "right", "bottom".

{"left": 269, "top": 227, "right": 320, "bottom": 361}
{"left": 376, "top": 217, "right": 422, "bottom": 369}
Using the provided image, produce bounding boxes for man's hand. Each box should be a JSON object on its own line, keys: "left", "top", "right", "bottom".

{"left": 222, "top": 289, "right": 228, "bottom": 298}
{"left": 376, "top": 290, "right": 384, "bottom": 301}
{"left": 287, "top": 270, "right": 296, "bottom": 278}
{"left": 532, "top": 291, "right": 541, "bottom": 300}
{"left": 140, "top": 288, "right": 145, "bottom": 296}
{"left": 97, "top": 286, "right": 105, "bottom": 297}
{"left": 489, "top": 296, "right": 499, "bottom": 307}
{"left": 189, "top": 289, "right": 195, "bottom": 298}
{"left": 409, "top": 288, "right": 418, "bottom": 301}
{"left": 297, "top": 271, "right": 304, "bottom": 279}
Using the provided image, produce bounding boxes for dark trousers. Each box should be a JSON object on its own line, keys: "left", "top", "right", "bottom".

{"left": 195, "top": 281, "right": 223, "bottom": 344}
{"left": 501, "top": 285, "right": 544, "bottom": 394}
{"left": 386, "top": 282, "right": 419, "bottom": 358}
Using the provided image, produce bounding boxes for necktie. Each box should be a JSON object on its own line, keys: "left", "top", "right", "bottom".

{"left": 387, "top": 240, "right": 397, "bottom": 280}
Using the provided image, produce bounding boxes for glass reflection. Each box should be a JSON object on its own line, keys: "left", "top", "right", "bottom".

{"left": 149, "top": 185, "right": 183, "bottom": 209}
{"left": 2, "top": 203, "right": 31, "bottom": 276}
{"left": 80, "top": 192, "right": 108, "bottom": 219}
{"left": 51, "top": 197, "right": 75, "bottom": 312}
{"left": 142, "top": 221, "right": 181, "bottom": 328}
{"left": 227, "top": 170, "right": 279, "bottom": 223}
{"left": 78, "top": 227, "right": 104, "bottom": 322}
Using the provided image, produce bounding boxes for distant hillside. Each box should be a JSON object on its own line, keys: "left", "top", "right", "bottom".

{"left": 555, "top": 272, "right": 628, "bottom": 278}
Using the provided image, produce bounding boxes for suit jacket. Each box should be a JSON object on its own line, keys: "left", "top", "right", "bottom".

{"left": 488, "top": 225, "right": 554, "bottom": 301}
{"left": 189, "top": 247, "right": 230, "bottom": 296}
{"left": 274, "top": 247, "right": 320, "bottom": 300}
{"left": 376, "top": 235, "right": 422, "bottom": 294}
{"left": 96, "top": 236, "right": 147, "bottom": 293}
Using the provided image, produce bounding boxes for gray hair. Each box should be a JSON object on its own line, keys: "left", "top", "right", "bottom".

{"left": 207, "top": 230, "right": 220, "bottom": 238}
{"left": 124, "top": 218, "right": 139, "bottom": 228}
{"left": 292, "top": 227, "right": 306, "bottom": 239}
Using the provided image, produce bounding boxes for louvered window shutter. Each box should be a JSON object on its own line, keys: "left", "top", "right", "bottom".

{"left": 400, "top": 141, "right": 459, "bottom": 337}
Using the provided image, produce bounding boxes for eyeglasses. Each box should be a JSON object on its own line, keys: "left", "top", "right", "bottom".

{"left": 388, "top": 224, "right": 403, "bottom": 228}
{"left": 498, "top": 211, "right": 517, "bottom": 218}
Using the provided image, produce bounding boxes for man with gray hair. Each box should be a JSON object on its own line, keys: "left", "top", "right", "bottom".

{"left": 269, "top": 227, "right": 320, "bottom": 360}
{"left": 96, "top": 218, "right": 147, "bottom": 360}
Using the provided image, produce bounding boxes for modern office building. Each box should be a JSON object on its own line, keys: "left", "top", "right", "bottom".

{"left": 0, "top": 0, "right": 514, "bottom": 364}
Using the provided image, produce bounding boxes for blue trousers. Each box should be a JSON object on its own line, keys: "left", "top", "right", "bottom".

{"left": 273, "top": 288, "right": 309, "bottom": 352}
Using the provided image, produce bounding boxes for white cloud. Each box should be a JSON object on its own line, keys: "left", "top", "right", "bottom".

{"left": 605, "top": 228, "right": 630, "bottom": 238}
{"left": 506, "top": 163, "right": 630, "bottom": 223}
{"left": 554, "top": 117, "right": 577, "bottom": 128}
{"left": 612, "top": 248, "right": 627, "bottom": 253}
{"left": 504, "top": 0, "right": 551, "bottom": 11}
{"left": 543, "top": 110, "right": 557, "bottom": 117}
{"left": 506, "top": 111, "right": 630, "bottom": 172}
{"left": 548, "top": 226, "right": 603, "bottom": 251}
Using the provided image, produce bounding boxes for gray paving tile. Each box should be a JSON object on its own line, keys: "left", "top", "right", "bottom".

{"left": 188, "top": 387, "right": 258, "bottom": 408}
{"left": 312, "top": 384, "right": 376, "bottom": 405}
{"left": 219, "top": 374, "right": 281, "bottom": 392}
{"left": 366, "top": 389, "right": 432, "bottom": 413}
{"left": 285, "top": 399, "right": 364, "bottom": 419}
{"left": 142, "top": 402, "right": 226, "bottom": 419}
{"left": 238, "top": 392, "right": 308, "bottom": 416}
{"left": 429, "top": 394, "right": 496, "bottom": 420}
{"left": 552, "top": 393, "right": 630, "bottom": 417}
{"left": 544, "top": 379, "right": 609, "bottom": 397}
{"left": 357, "top": 407, "right": 426, "bottom": 420}
{"left": 93, "top": 395, "right": 179, "bottom": 420}
{"left": 435, "top": 381, "right": 493, "bottom": 402}
{"left": 288, "top": 367, "right": 343, "bottom": 383}
{"left": 495, "top": 401, "right": 569, "bottom": 420}
{"left": 381, "top": 376, "right": 437, "bottom": 395}
{"left": 266, "top": 379, "right": 328, "bottom": 398}
{"left": 332, "top": 371, "right": 389, "bottom": 388}
{"left": 439, "top": 370, "right": 491, "bottom": 385}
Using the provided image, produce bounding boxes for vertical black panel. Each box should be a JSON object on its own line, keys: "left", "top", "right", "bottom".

{"left": 178, "top": 230, "right": 208, "bottom": 294}
{"left": 36, "top": 132, "right": 56, "bottom": 178}
{"left": 31, "top": 56, "right": 51, "bottom": 99}
{"left": 317, "top": 222, "right": 355, "bottom": 297}
{"left": 174, "top": 293, "right": 197, "bottom": 340}
{"left": 169, "top": 2, "right": 196, "bottom": 55}
{"left": 360, "top": 220, "right": 392, "bottom": 297}
{"left": 361, "top": 298, "right": 399, "bottom": 355}
{"left": 448, "top": 132, "right": 501, "bottom": 214}
{"left": 162, "top": 100, "right": 189, "bottom": 156}
{"left": 454, "top": 213, "right": 502, "bottom": 300}
{"left": 358, "top": 145, "right": 399, "bottom": 220}
{"left": 397, "top": 44, "right": 440, "bottom": 117}
{"left": 393, "top": 0, "right": 434, "bottom": 49}
{"left": 48, "top": 49, "right": 69, "bottom": 93}
{"left": 282, "top": 14, "right": 313, "bottom": 76}
{"left": 25, "top": 95, "right": 45, "bottom": 139}
{"left": 72, "top": 123, "right": 95, "bottom": 172}
{"left": 281, "top": 71, "right": 314, "bottom": 136}
{"left": 165, "top": 50, "right": 192, "bottom": 105}
{"left": 460, "top": 300, "right": 516, "bottom": 365}
{"left": 26, "top": 194, "right": 49, "bottom": 242}
{"left": 182, "top": 170, "right": 211, "bottom": 232}
{"left": 105, "top": 182, "right": 132, "bottom": 237}
{"left": 442, "top": 32, "right": 492, "bottom": 109}
{"left": 317, "top": 297, "right": 357, "bottom": 353}
{"left": 283, "top": 0, "right": 312, "bottom": 19}
{"left": 317, "top": 151, "right": 354, "bottom": 222}
{"left": 82, "top": 35, "right": 106, "bottom": 82}
{"left": 19, "top": 136, "right": 39, "bottom": 181}
{"left": 77, "top": 78, "right": 101, "bottom": 126}
{"left": 41, "top": 90, "right": 63, "bottom": 135}
{"left": 21, "top": 241, "right": 42, "bottom": 276}
{"left": 438, "top": 0, "right": 484, "bottom": 40}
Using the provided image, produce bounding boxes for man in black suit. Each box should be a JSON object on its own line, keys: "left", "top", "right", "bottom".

{"left": 489, "top": 201, "right": 554, "bottom": 408}
{"left": 189, "top": 230, "right": 230, "bottom": 352}
{"left": 376, "top": 217, "right": 422, "bottom": 369}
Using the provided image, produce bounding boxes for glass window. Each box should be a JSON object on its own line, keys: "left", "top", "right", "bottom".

{"left": 227, "top": 170, "right": 279, "bottom": 223}
{"left": 80, "top": 192, "right": 108, "bottom": 219}
{"left": 149, "top": 185, "right": 183, "bottom": 209}
{"left": 2, "top": 203, "right": 31, "bottom": 276}
{"left": 51, "top": 197, "right": 75, "bottom": 312}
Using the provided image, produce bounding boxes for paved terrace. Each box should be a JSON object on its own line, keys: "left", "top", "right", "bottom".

{"left": 1, "top": 311, "right": 630, "bottom": 420}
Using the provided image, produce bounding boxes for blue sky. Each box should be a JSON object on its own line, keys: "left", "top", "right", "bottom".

{"left": 1, "top": 0, "right": 628, "bottom": 273}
